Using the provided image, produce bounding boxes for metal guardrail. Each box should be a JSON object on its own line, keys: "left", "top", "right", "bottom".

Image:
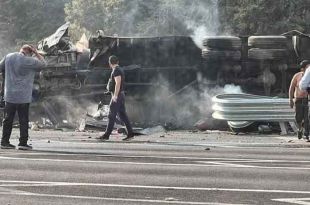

{"left": 212, "top": 94, "right": 295, "bottom": 122}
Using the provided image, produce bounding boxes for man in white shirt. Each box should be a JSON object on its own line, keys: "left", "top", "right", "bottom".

{"left": 299, "top": 60, "right": 310, "bottom": 91}
{"left": 290, "top": 60, "right": 310, "bottom": 141}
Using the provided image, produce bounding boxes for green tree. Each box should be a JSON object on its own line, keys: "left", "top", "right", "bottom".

{"left": 65, "top": 0, "right": 125, "bottom": 40}
{"left": 0, "top": 0, "right": 69, "bottom": 43}
{"left": 65, "top": 0, "right": 219, "bottom": 38}
{"left": 137, "top": 0, "right": 219, "bottom": 36}
{"left": 218, "top": 0, "right": 310, "bottom": 35}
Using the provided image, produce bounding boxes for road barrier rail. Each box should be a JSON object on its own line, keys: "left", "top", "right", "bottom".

{"left": 212, "top": 94, "right": 296, "bottom": 134}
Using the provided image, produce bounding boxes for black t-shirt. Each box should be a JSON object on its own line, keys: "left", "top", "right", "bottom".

{"left": 107, "top": 66, "right": 124, "bottom": 92}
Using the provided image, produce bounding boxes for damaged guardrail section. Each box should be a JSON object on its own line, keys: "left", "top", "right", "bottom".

{"left": 212, "top": 94, "right": 294, "bottom": 121}
{"left": 212, "top": 94, "right": 296, "bottom": 134}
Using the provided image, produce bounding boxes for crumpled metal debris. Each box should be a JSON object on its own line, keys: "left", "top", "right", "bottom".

{"left": 38, "top": 22, "right": 75, "bottom": 55}
{"left": 137, "top": 125, "right": 166, "bottom": 135}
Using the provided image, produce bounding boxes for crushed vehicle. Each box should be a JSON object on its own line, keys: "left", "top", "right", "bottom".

{"left": 1, "top": 23, "right": 309, "bottom": 130}
{"left": 36, "top": 22, "right": 90, "bottom": 98}
{"left": 35, "top": 24, "right": 202, "bottom": 128}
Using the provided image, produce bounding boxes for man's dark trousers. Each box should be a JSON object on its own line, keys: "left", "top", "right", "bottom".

{"left": 295, "top": 98, "right": 309, "bottom": 137}
{"left": 1, "top": 102, "right": 29, "bottom": 145}
{"left": 105, "top": 92, "right": 133, "bottom": 136}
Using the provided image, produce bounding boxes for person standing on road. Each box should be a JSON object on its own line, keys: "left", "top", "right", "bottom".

{"left": 290, "top": 60, "right": 310, "bottom": 141}
{"left": 0, "top": 45, "right": 46, "bottom": 150}
{"left": 97, "top": 55, "right": 134, "bottom": 141}
{"left": 299, "top": 60, "right": 310, "bottom": 91}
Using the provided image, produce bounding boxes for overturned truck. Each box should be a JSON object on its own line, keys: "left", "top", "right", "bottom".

{"left": 4, "top": 23, "right": 310, "bottom": 128}
{"left": 31, "top": 24, "right": 203, "bottom": 127}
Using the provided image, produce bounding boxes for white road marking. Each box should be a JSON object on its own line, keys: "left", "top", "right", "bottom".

{"left": 272, "top": 198, "right": 310, "bottom": 205}
{"left": 7, "top": 136, "right": 310, "bottom": 150}
{"left": 0, "top": 191, "right": 247, "bottom": 205}
{"left": 0, "top": 156, "right": 223, "bottom": 168}
{"left": 0, "top": 180, "right": 310, "bottom": 195}
{"left": 201, "top": 161, "right": 259, "bottom": 168}
{"left": 197, "top": 161, "right": 310, "bottom": 170}
{"left": 0, "top": 155, "right": 310, "bottom": 170}
{"left": 28, "top": 139, "right": 310, "bottom": 150}
{"left": 4, "top": 151, "right": 310, "bottom": 164}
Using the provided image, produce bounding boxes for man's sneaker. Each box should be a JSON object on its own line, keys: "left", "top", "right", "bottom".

{"left": 122, "top": 134, "right": 134, "bottom": 141}
{"left": 305, "top": 136, "right": 310, "bottom": 142}
{"left": 96, "top": 135, "right": 109, "bottom": 141}
{"left": 297, "top": 131, "right": 303, "bottom": 139}
{"left": 1, "top": 143, "right": 16, "bottom": 149}
{"left": 18, "top": 144, "right": 32, "bottom": 150}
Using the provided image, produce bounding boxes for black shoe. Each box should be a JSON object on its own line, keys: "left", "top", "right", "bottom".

{"left": 18, "top": 144, "right": 32, "bottom": 150}
{"left": 1, "top": 143, "right": 16, "bottom": 149}
{"left": 297, "top": 131, "right": 303, "bottom": 139}
{"left": 96, "top": 134, "right": 109, "bottom": 141}
{"left": 122, "top": 134, "right": 134, "bottom": 141}
{"left": 305, "top": 136, "right": 310, "bottom": 142}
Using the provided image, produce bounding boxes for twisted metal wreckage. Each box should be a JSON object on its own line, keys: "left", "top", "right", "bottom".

{"left": 1, "top": 23, "right": 309, "bottom": 132}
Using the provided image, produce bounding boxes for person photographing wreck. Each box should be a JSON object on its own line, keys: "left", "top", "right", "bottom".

{"left": 0, "top": 45, "right": 46, "bottom": 150}
{"left": 290, "top": 60, "right": 310, "bottom": 141}
{"left": 97, "top": 55, "right": 134, "bottom": 141}
{"left": 299, "top": 60, "right": 310, "bottom": 92}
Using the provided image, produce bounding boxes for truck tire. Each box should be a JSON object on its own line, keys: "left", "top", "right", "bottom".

{"left": 201, "top": 62, "right": 241, "bottom": 72}
{"left": 202, "top": 49, "right": 241, "bottom": 61}
{"left": 203, "top": 36, "right": 241, "bottom": 50}
{"left": 277, "top": 63, "right": 288, "bottom": 71}
{"left": 248, "top": 48, "right": 288, "bottom": 60}
{"left": 248, "top": 36, "right": 288, "bottom": 49}
{"left": 221, "top": 64, "right": 242, "bottom": 72}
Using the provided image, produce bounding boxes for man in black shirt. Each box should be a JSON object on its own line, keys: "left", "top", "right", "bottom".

{"left": 97, "top": 55, "right": 134, "bottom": 141}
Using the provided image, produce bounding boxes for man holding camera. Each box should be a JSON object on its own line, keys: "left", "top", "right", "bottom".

{"left": 299, "top": 60, "right": 310, "bottom": 91}
{"left": 0, "top": 45, "right": 46, "bottom": 150}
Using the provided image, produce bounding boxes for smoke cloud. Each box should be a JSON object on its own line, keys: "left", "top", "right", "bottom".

{"left": 128, "top": 75, "right": 243, "bottom": 129}
{"left": 118, "top": 0, "right": 220, "bottom": 42}
{"left": 185, "top": 0, "right": 220, "bottom": 48}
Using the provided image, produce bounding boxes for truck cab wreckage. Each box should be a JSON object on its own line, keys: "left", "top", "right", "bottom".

{"left": 2, "top": 23, "right": 310, "bottom": 132}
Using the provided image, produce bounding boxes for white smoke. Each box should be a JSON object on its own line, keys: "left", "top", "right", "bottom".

{"left": 186, "top": 0, "right": 220, "bottom": 48}
{"left": 223, "top": 84, "right": 243, "bottom": 94}
{"left": 191, "top": 26, "right": 210, "bottom": 49}
{"left": 116, "top": 0, "right": 221, "bottom": 41}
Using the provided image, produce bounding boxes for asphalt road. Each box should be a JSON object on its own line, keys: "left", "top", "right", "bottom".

{"left": 0, "top": 141, "right": 310, "bottom": 205}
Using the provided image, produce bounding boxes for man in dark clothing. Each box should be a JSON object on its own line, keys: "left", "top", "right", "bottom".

{"left": 0, "top": 45, "right": 46, "bottom": 150}
{"left": 97, "top": 55, "right": 134, "bottom": 141}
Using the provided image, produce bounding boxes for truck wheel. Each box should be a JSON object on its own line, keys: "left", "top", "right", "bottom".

{"left": 220, "top": 63, "right": 242, "bottom": 72}
{"left": 202, "top": 49, "right": 241, "bottom": 61}
{"left": 203, "top": 36, "right": 241, "bottom": 50}
{"left": 248, "top": 48, "right": 288, "bottom": 60}
{"left": 248, "top": 36, "right": 288, "bottom": 49}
